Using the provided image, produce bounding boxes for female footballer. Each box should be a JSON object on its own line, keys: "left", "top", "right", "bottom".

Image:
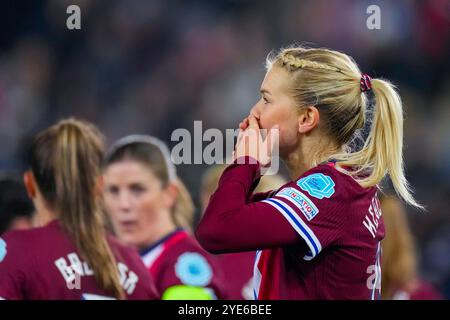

{"left": 196, "top": 46, "right": 423, "bottom": 299}
{"left": 0, "top": 119, "right": 158, "bottom": 300}
{"left": 103, "top": 135, "right": 227, "bottom": 300}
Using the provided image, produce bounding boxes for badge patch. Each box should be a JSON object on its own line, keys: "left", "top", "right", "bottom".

{"left": 175, "top": 252, "right": 212, "bottom": 287}
{"left": 277, "top": 187, "right": 319, "bottom": 221}
{"left": 297, "top": 173, "right": 335, "bottom": 199}
{"left": 0, "top": 238, "right": 6, "bottom": 263}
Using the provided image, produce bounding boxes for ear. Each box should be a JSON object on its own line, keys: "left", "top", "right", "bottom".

{"left": 95, "top": 175, "right": 104, "bottom": 197}
{"left": 298, "top": 106, "right": 320, "bottom": 134}
{"left": 23, "top": 171, "right": 37, "bottom": 199}
{"left": 163, "top": 183, "right": 179, "bottom": 210}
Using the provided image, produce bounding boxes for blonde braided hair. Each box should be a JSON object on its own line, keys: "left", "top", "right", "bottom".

{"left": 280, "top": 52, "right": 341, "bottom": 73}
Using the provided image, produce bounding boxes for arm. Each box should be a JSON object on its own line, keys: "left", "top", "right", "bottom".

{"left": 195, "top": 158, "right": 301, "bottom": 254}
{"left": 250, "top": 190, "right": 277, "bottom": 202}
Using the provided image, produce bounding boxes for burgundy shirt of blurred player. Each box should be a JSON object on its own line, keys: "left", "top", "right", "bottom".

{"left": 392, "top": 280, "right": 443, "bottom": 300}
{"left": 196, "top": 159, "right": 385, "bottom": 300}
{"left": 0, "top": 220, "right": 158, "bottom": 300}
{"left": 140, "top": 229, "right": 228, "bottom": 299}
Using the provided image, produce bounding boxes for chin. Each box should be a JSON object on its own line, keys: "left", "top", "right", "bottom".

{"left": 118, "top": 233, "right": 138, "bottom": 247}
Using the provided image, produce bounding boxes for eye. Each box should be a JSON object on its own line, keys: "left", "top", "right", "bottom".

{"left": 262, "top": 96, "right": 269, "bottom": 104}
{"left": 130, "top": 184, "right": 147, "bottom": 195}
{"left": 107, "top": 185, "right": 119, "bottom": 196}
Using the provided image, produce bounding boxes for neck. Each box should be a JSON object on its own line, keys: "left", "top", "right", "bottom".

{"left": 284, "top": 149, "right": 311, "bottom": 180}
{"left": 35, "top": 204, "right": 58, "bottom": 227}
{"left": 283, "top": 135, "right": 339, "bottom": 180}
{"left": 139, "top": 212, "right": 177, "bottom": 251}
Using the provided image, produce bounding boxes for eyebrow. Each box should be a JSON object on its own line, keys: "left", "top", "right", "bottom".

{"left": 260, "top": 89, "right": 271, "bottom": 95}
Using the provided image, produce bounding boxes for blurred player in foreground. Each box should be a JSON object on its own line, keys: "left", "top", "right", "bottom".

{"left": 196, "top": 46, "right": 423, "bottom": 299}
{"left": 0, "top": 119, "right": 158, "bottom": 300}
{"left": 103, "top": 135, "right": 227, "bottom": 300}
{"left": 200, "top": 164, "right": 286, "bottom": 299}
{"left": 380, "top": 195, "right": 442, "bottom": 300}
{"left": 0, "top": 175, "right": 35, "bottom": 235}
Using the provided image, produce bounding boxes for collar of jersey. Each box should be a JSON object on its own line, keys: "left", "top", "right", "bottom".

{"left": 139, "top": 228, "right": 185, "bottom": 256}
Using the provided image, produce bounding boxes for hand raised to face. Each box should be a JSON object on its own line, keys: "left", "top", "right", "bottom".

{"left": 233, "top": 115, "right": 279, "bottom": 168}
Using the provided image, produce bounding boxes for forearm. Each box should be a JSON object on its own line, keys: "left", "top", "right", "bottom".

{"left": 195, "top": 158, "right": 299, "bottom": 253}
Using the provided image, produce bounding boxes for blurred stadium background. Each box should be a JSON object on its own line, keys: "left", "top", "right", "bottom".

{"left": 0, "top": 0, "right": 449, "bottom": 297}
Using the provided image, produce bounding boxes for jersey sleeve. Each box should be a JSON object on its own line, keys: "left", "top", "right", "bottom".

{"left": 195, "top": 157, "right": 305, "bottom": 253}
{"left": 262, "top": 168, "right": 347, "bottom": 260}
{"left": 0, "top": 233, "right": 27, "bottom": 299}
{"left": 250, "top": 190, "right": 277, "bottom": 202}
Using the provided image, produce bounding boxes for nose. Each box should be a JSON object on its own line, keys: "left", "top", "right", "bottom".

{"left": 118, "top": 191, "right": 132, "bottom": 213}
{"left": 250, "top": 102, "right": 262, "bottom": 119}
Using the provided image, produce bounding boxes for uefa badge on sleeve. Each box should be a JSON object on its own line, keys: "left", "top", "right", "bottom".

{"left": 297, "top": 173, "right": 335, "bottom": 199}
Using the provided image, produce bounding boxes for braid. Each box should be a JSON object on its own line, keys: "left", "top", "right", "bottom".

{"left": 280, "top": 53, "right": 341, "bottom": 73}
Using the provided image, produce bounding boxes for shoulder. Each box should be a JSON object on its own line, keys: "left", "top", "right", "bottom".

{"left": 299, "top": 164, "right": 371, "bottom": 196}
{"left": 270, "top": 165, "right": 344, "bottom": 214}
{"left": 1, "top": 223, "right": 55, "bottom": 254}
{"left": 0, "top": 228, "right": 44, "bottom": 273}
{"left": 269, "top": 164, "right": 376, "bottom": 224}
{"left": 296, "top": 165, "right": 340, "bottom": 199}
{"left": 287, "top": 164, "right": 375, "bottom": 203}
{"left": 166, "top": 233, "right": 221, "bottom": 286}
{"left": 1, "top": 221, "right": 71, "bottom": 276}
{"left": 172, "top": 233, "right": 219, "bottom": 266}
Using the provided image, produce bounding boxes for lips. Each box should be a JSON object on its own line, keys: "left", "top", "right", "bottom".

{"left": 119, "top": 220, "right": 138, "bottom": 231}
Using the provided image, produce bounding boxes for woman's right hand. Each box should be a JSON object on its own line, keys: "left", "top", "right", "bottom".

{"left": 239, "top": 117, "right": 249, "bottom": 131}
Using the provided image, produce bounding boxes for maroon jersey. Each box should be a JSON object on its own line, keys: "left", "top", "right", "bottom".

{"left": 0, "top": 220, "right": 158, "bottom": 300}
{"left": 216, "top": 252, "right": 254, "bottom": 300}
{"left": 140, "top": 229, "right": 228, "bottom": 299}
{"left": 392, "top": 280, "right": 443, "bottom": 300}
{"left": 196, "top": 159, "right": 385, "bottom": 300}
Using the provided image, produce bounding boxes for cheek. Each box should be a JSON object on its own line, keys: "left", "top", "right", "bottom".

{"left": 259, "top": 105, "right": 299, "bottom": 146}
{"left": 104, "top": 197, "right": 120, "bottom": 223}
{"left": 135, "top": 193, "right": 161, "bottom": 228}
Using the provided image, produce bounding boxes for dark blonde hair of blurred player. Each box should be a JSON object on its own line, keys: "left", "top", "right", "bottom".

{"left": 24, "top": 118, "right": 124, "bottom": 299}
{"left": 380, "top": 194, "right": 418, "bottom": 299}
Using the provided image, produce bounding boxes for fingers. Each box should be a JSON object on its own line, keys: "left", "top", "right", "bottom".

{"left": 238, "top": 120, "right": 247, "bottom": 130}
{"left": 248, "top": 115, "right": 260, "bottom": 130}
{"left": 239, "top": 117, "right": 249, "bottom": 130}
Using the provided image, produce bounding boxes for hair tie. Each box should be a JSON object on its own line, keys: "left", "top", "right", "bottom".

{"left": 360, "top": 74, "right": 372, "bottom": 93}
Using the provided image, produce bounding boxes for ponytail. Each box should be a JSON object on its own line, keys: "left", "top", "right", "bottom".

{"left": 30, "top": 118, "right": 125, "bottom": 298}
{"left": 336, "top": 79, "right": 423, "bottom": 209}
